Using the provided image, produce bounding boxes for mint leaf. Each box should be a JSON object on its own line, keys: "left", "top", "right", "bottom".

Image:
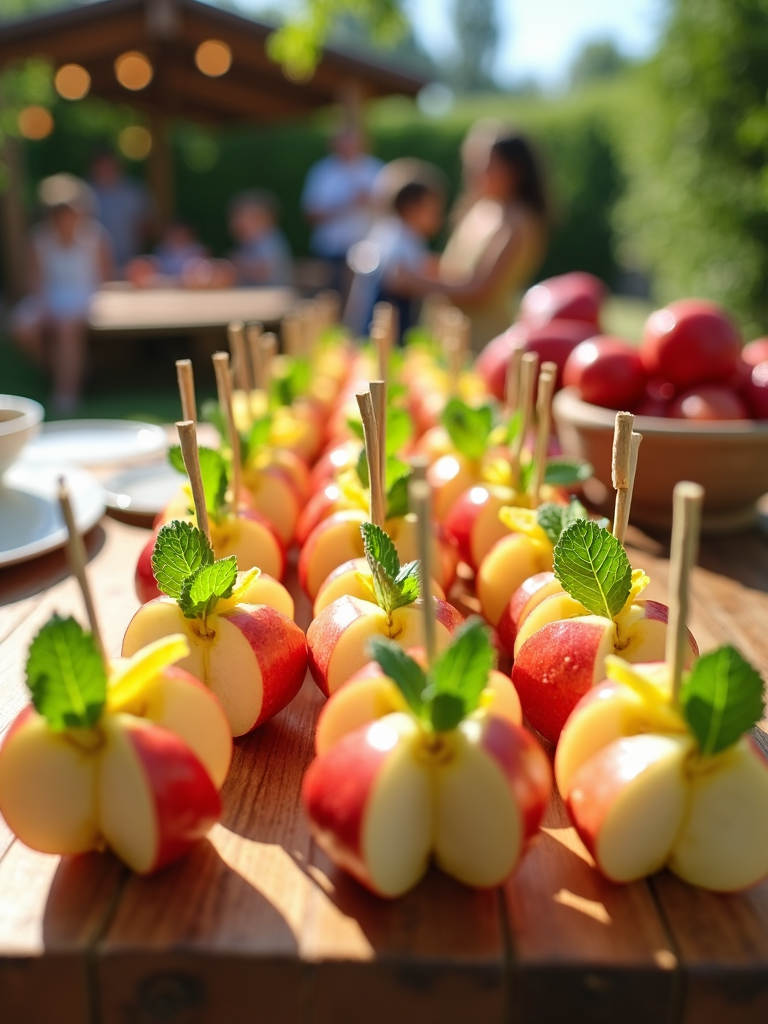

{"left": 537, "top": 498, "right": 589, "bottom": 545}
{"left": 386, "top": 473, "right": 410, "bottom": 519}
{"left": 152, "top": 520, "right": 214, "bottom": 599}
{"left": 553, "top": 520, "right": 632, "bottom": 620}
{"left": 387, "top": 407, "right": 412, "bottom": 455}
{"left": 442, "top": 399, "right": 493, "bottom": 460}
{"left": 505, "top": 408, "right": 523, "bottom": 446}
{"left": 179, "top": 556, "right": 238, "bottom": 620}
{"left": 201, "top": 399, "right": 227, "bottom": 440}
{"left": 360, "top": 523, "right": 420, "bottom": 614}
{"left": 424, "top": 618, "right": 494, "bottom": 732}
{"left": 242, "top": 415, "right": 272, "bottom": 463}
{"left": 544, "top": 457, "right": 593, "bottom": 486}
{"left": 368, "top": 637, "right": 427, "bottom": 720}
{"left": 26, "top": 615, "right": 106, "bottom": 730}
{"left": 168, "top": 445, "right": 228, "bottom": 519}
{"left": 395, "top": 560, "right": 421, "bottom": 605}
{"left": 347, "top": 417, "right": 364, "bottom": 442}
{"left": 270, "top": 355, "right": 311, "bottom": 407}
{"left": 681, "top": 646, "right": 765, "bottom": 757}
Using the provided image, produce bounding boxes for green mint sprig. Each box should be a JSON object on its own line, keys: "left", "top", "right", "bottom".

{"left": 368, "top": 618, "right": 495, "bottom": 733}
{"left": 201, "top": 400, "right": 272, "bottom": 465}
{"left": 553, "top": 519, "right": 633, "bottom": 620}
{"left": 442, "top": 398, "right": 495, "bottom": 461}
{"left": 347, "top": 405, "right": 413, "bottom": 456}
{"left": 520, "top": 456, "right": 593, "bottom": 492}
{"left": 168, "top": 445, "right": 228, "bottom": 522}
{"left": 26, "top": 615, "right": 106, "bottom": 730}
{"left": 270, "top": 355, "right": 311, "bottom": 408}
{"left": 361, "top": 522, "right": 420, "bottom": 616}
{"left": 537, "top": 497, "right": 589, "bottom": 545}
{"left": 356, "top": 450, "right": 412, "bottom": 519}
{"left": 152, "top": 521, "right": 237, "bottom": 623}
{"left": 680, "top": 645, "right": 765, "bottom": 757}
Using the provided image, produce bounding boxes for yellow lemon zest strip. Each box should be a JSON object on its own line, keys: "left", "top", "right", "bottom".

{"left": 498, "top": 505, "right": 551, "bottom": 545}
{"left": 107, "top": 634, "right": 190, "bottom": 711}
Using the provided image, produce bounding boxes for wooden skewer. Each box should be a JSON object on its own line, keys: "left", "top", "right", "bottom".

{"left": 528, "top": 362, "right": 558, "bottom": 506}
{"left": 409, "top": 477, "right": 436, "bottom": 667}
{"left": 371, "top": 322, "right": 390, "bottom": 387}
{"left": 282, "top": 313, "right": 301, "bottom": 356}
{"left": 445, "top": 334, "right": 461, "bottom": 396}
{"left": 175, "top": 358, "right": 197, "bottom": 424}
{"left": 228, "top": 321, "right": 250, "bottom": 391}
{"left": 505, "top": 346, "right": 524, "bottom": 413}
{"left": 259, "top": 332, "right": 278, "bottom": 393}
{"left": 666, "top": 481, "right": 704, "bottom": 702}
{"left": 212, "top": 352, "right": 243, "bottom": 514}
{"left": 612, "top": 412, "right": 642, "bottom": 545}
{"left": 57, "top": 479, "right": 106, "bottom": 664}
{"left": 409, "top": 455, "right": 428, "bottom": 484}
{"left": 356, "top": 389, "right": 386, "bottom": 528}
{"left": 369, "top": 379, "right": 387, "bottom": 490}
{"left": 510, "top": 351, "right": 539, "bottom": 487}
{"left": 176, "top": 420, "right": 210, "bottom": 542}
{"left": 317, "top": 289, "right": 340, "bottom": 328}
{"left": 246, "top": 323, "right": 264, "bottom": 389}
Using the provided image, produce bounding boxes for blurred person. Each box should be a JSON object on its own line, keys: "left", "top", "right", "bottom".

{"left": 301, "top": 127, "right": 383, "bottom": 293}
{"left": 11, "top": 174, "right": 112, "bottom": 415}
{"left": 228, "top": 190, "right": 293, "bottom": 286}
{"left": 393, "top": 130, "right": 548, "bottom": 352}
{"left": 126, "top": 222, "right": 209, "bottom": 287}
{"left": 345, "top": 159, "right": 446, "bottom": 338}
{"left": 89, "top": 150, "right": 153, "bottom": 273}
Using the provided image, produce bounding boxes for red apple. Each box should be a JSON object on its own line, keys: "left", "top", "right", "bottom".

{"left": 741, "top": 361, "right": 768, "bottom": 419}
{"left": 520, "top": 272, "right": 606, "bottom": 329}
{"left": 443, "top": 484, "right": 516, "bottom": 570}
{"left": 742, "top": 339, "right": 768, "bottom": 367}
{"left": 670, "top": 385, "right": 748, "bottom": 421}
{"left": 563, "top": 337, "right": 647, "bottom": 409}
{"left": 640, "top": 299, "right": 741, "bottom": 388}
{"left": 496, "top": 572, "right": 562, "bottom": 655}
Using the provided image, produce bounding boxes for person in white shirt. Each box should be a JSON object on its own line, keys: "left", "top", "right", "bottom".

{"left": 345, "top": 160, "right": 446, "bottom": 339}
{"left": 11, "top": 174, "right": 112, "bottom": 414}
{"left": 89, "top": 150, "right": 153, "bottom": 274}
{"left": 301, "top": 128, "right": 382, "bottom": 293}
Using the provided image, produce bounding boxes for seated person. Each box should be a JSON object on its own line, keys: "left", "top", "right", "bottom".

{"left": 344, "top": 159, "right": 446, "bottom": 339}
{"left": 228, "top": 190, "right": 293, "bottom": 287}
{"left": 11, "top": 173, "right": 112, "bottom": 415}
{"left": 126, "top": 221, "right": 209, "bottom": 287}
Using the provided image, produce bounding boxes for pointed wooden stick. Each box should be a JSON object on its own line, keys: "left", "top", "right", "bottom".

{"left": 356, "top": 389, "right": 385, "bottom": 528}
{"left": 371, "top": 322, "right": 390, "bottom": 387}
{"left": 666, "top": 481, "right": 704, "bottom": 702}
{"left": 445, "top": 334, "right": 461, "bottom": 396}
{"left": 317, "top": 289, "right": 340, "bottom": 328}
{"left": 282, "top": 312, "right": 301, "bottom": 357}
{"left": 369, "top": 379, "right": 387, "bottom": 489}
{"left": 213, "top": 351, "right": 242, "bottom": 514}
{"left": 409, "top": 454, "right": 428, "bottom": 484}
{"left": 175, "top": 358, "right": 197, "bottom": 424}
{"left": 409, "top": 477, "right": 436, "bottom": 667}
{"left": 510, "top": 351, "right": 539, "bottom": 487}
{"left": 505, "top": 346, "right": 524, "bottom": 412}
{"left": 176, "top": 420, "right": 210, "bottom": 542}
{"left": 57, "top": 479, "right": 106, "bottom": 663}
{"left": 246, "top": 323, "right": 264, "bottom": 389}
{"left": 259, "top": 333, "right": 277, "bottom": 393}
{"left": 528, "top": 362, "right": 558, "bottom": 507}
{"left": 228, "top": 321, "right": 250, "bottom": 391}
{"left": 612, "top": 412, "right": 643, "bottom": 545}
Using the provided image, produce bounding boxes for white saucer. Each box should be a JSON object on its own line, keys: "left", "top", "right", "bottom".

{"left": 104, "top": 461, "right": 185, "bottom": 517}
{"left": 23, "top": 419, "right": 167, "bottom": 467}
{"left": 0, "top": 462, "right": 105, "bottom": 567}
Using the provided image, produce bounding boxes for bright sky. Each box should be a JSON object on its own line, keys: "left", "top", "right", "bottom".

{"left": 237, "top": 0, "right": 668, "bottom": 88}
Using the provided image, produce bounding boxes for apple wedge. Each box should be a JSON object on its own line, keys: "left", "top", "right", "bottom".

{"left": 313, "top": 557, "right": 445, "bottom": 618}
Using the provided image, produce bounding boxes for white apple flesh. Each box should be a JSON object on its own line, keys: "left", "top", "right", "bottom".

{"left": 477, "top": 534, "right": 553, "bottom": 628}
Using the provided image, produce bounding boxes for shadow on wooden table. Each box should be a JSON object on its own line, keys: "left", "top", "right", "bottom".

{"left": 0, "top": 526, "right": 106, "bottom": 607}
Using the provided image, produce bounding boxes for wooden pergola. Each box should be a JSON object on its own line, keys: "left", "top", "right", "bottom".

{"left": 0, "top": 0, "right": 426, "bottom": 295}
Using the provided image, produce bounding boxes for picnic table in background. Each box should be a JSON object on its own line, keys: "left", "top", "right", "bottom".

{"left": 2, "top": 499, "right": 768, "bottom": 1023}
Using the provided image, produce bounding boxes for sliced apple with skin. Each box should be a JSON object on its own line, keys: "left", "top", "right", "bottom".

{"left": 427, "top": 453, "right": 480, "bottom": 521}
{"left": 299, "top": 510, "right": 367, "bottom": 600}
{"left": 496, "top": 572, "right": 562, "bottom": 654}
{"left": 122, "top": 598, "right": 307, "bottom": 736}
{"left": 385, "top": 513, "right": 458, "bottom": 592}
{"left": 567, "top": 732, "right": 693, "bottom": 884}
{"left": 98, "top": 713, "right": 221, "bottom": 874}
{"left": 307, "top": 595, "right": 463, "bottom": 697}
{"left": 313, "top": 557, "right": 445, "bottom": 618}
{"left": 513, "top": 592, "right": 590, "bottom": 657}
{"left": 242, "top": 463, "right": 303, "bottom": 546}
{"left": 479, "top": 537, "right": 554, "bottom": 629}
{"left": 443, "top": 485, "right": 517, "bottom": 570}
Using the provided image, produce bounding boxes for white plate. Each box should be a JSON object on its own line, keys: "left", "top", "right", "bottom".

{"left": 23, "top": 419, "right": 167, "bottom": 467}
{"left": 0, "top": 462, "right": 105, "bottom": 567}
{"left": 104, "top": 461, "right": 185, "bottom": 516}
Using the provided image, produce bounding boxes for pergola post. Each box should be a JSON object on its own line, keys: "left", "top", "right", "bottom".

{"left": 147, "top": 110, "right": 174, "bottom": 230}
{"left": 0, "top": 137, "right": 28, "bottom": 302}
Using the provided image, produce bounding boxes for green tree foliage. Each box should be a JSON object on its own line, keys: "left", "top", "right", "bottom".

{"left": 570, "top": 39, "right": 630, "bottom": 89}
{"left": 616, "top": 0, "right": 768, "bottom": 331}
{"left": 452, "top": 0, "right": 499, "bottom": 93}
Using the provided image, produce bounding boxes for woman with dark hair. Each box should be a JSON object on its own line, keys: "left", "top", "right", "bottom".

{"left": 391, "top": 126, "right": 548, "bottom": 351}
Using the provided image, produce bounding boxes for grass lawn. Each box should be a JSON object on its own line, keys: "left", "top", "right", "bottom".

{"left": 0, "top": 296, "right": 654, "bottom": 423}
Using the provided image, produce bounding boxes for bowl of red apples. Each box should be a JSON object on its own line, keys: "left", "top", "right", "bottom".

{"left": 552, "top": 299, "right": 768, "bottom": 532}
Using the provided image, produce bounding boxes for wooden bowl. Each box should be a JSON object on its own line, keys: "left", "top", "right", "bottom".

{"left": 0, "top": 395, "right": 44, "bottom": 478}
{"left": 552, "top": 388, "right": 768, "bottom": 533}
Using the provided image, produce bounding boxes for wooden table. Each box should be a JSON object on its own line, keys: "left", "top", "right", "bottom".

{"left": 2, "top": 515, "right": 768, "bottom": 1024}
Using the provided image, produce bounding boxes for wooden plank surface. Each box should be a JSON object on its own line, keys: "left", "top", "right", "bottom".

{"left": 1, "top": 515, "right": 768, "bottom": 1023}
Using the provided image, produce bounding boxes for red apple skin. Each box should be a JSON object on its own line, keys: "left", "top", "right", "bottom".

{"left": 475, "top": 330, "right": 517, "bottom": 400}
{"left": 640, "top": 300, "right": 741, "bottom": 389}
{"left": 563, "top": 337, "right": 647, "bottom": 409}
{"left": 223, "top": 606, "right": 308, "bottom": 727}
{"left": 669, "top": 385, "right": 748, "bottom": 421}
{"left": 295, "top": 484, "right": 345, "bottom": 547}
{"left": 480, "top": 716, "right": 552, "bottom": 843}
{"left": 123, "top": 720, "right": 222, "bottom": 873}
{"left": 297, "top": 512, "right": 365, "bottom": 598}
{"left": 520, "top": 272, "right": 606, "bottom": 329}
{"left": 302, "top": 723, "right": 396, "bottom": 895}
{"left": 512, "top": 619, "right": 613, "bottom": 746}
{"left": 631, "top": 601, "right": 699, "bottom": 657}
{"left": 743, "top": 339, "right": 768, "bottom": 367}
{"left": 741, "top": 361, "right": 768, "bottom": 419}
{"left": 497, "top": 572, "right": 558, "bottom": 656}
{"left": 135, "top": 533, "right": 159, "bottom": 604}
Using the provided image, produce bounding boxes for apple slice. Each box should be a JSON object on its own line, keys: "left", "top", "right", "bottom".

{"left": 567, "top": 733, "right": 693, "bottom": 884}
{"left": 668, "top": 736, "right": 768, "bottom": 892}
{"left": 313, "top": 557, "right": 444, "bottom": 618}
{"left": 243, "top": 464, "right": 303, "bottom": 546}
{"left": 302, "top": 713, "right": 434, "bottom": 897}
{"left": 513, "top": 592, "right": 590, "bottom": 657}
{"left": 444, "top": 485, "right": 516, "bottom": 570}
{"left": 299, "top": 509, "right": 367, "bottom": 600}
{"left": 496, "top": 572, "right": 562, "bottom": 654}
{"left": 478, "top": 535, "right": 552, "bottom": 629}
{"left": 99, "top": 714, "right": 221, "bottom": 874}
